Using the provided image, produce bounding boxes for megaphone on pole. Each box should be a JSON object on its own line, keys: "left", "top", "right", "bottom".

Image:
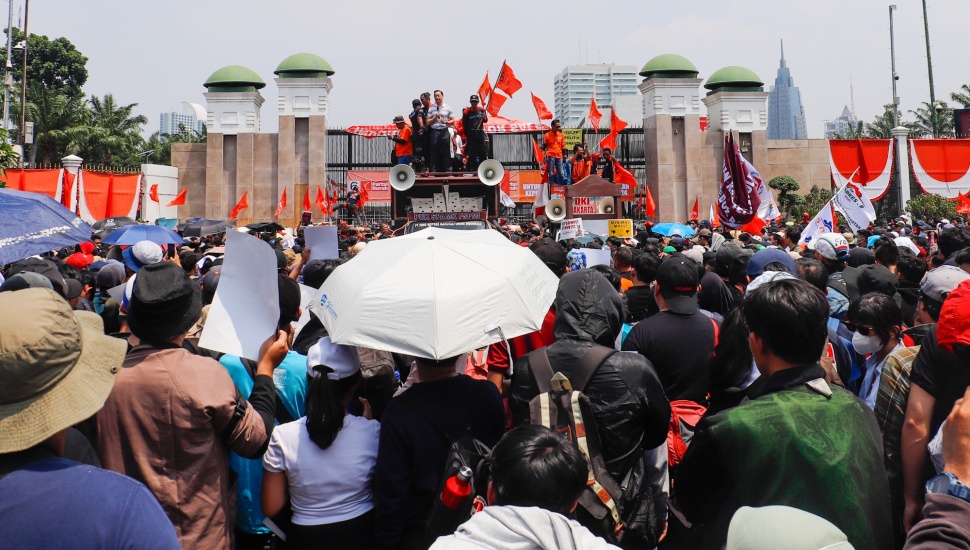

{"left": 598, "top": 197, "right": 615, "bottom": 215}
{"left": 390, "top": 164, "right": 416, "bottom": 191}
{"left": 477, "top": 159, "right": 505, "bottom": 186}
{"left": 546, "top": 198, "right": 567, "bottom": 222}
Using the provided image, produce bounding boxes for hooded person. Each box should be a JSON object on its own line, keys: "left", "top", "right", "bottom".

{"left": 0, "top": 288, "right": 179, "bottom": 548}
{"left": 509, "top": 269, "right": 671, "bottom": 547}
{"left": 95, "top": 261, "right": 291, "bottom": 549}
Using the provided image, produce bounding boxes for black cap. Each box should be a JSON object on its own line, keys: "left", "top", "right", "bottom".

{"left": 529, "top": 238, "right": 567, "bottom": 277}
{"left": 470, "top": 94, "right": 480, "bottom": 102}
{"left": 656, "top": 257, "right": 699, "bottom": 315}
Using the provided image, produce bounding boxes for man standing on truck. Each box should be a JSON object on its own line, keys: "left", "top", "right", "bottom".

{"left": 427, "top": 90, "right": 454, "bottom": 172}
{"left": 409, "top": 99, "right": 427, "bottom": 171}
{"left": 388, "top": 115, "right": 413, "bottom": 166}
{"left": 462, "top": 94, "right": 488, "bottom": 171}
{"left": 543, "top": 119, "right": 566, "bottom": 184}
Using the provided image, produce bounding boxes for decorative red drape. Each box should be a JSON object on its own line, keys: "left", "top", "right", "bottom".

{"left": 911, "top": 139, "right": 970, "bottom": 198}
{"left": 829, "top": 140, "right": 894, "bottom": 201}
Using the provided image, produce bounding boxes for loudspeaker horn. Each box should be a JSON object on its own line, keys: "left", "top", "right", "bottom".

{"left": 477, "top": 159, "right": 505, "bottom": 186}
{"left": 598, "top": 197, "right": 615, "bottom": 215}
{"left": 390, "top": 164, "right": 416, "bottom": 191}
{"left": 546, "top": 198, "right": 567, "bottom": 222}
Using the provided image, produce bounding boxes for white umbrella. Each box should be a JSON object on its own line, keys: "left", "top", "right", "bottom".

{"left": 310, "top": 227, "right": 559, "bottom": 360}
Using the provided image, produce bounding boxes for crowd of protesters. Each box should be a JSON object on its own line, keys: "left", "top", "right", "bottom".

{"left": 3, "top": 208, "right": 970, "bottom": 550}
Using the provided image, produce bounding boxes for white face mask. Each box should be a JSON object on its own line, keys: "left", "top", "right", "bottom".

{"left": 852, "top": 331, "right": 885, "bottom": 355}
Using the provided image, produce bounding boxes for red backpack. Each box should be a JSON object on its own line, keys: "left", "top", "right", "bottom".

{"left": 667, "top": 316, "right": 719, "bottom": 469}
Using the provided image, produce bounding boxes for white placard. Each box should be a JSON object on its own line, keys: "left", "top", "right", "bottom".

{"left": 304, "top": 226, "right": 339, "bottom": 261}
{"left": 583, "top": 248, "right": 613, "bottom": 267}
{"left": 583, "top": 219, "right": 609, "bottom": 237}
{"left": 559, "top": 218, "right": 584, "bottom": 241}
{"left": 199, "top": 231, "right": 280, "bottom": 360}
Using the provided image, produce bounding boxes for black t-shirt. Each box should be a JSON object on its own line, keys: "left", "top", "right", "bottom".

{"left": 461, "top": 107, "right": 487, "bottom": 147}
{"left": 622, "top": 310, "right": 715, "bottom": 403}
{"left": 409, "top": 108, "right": 427, "bottom": 139}
{"left": 601, "top": 158, "right": 614, "bottom": 182}
{"left": 625, "top": 285, "right": 659, "bottom": 322}
{"left": 909, "top": 324, "right": 970, "bottom": 433}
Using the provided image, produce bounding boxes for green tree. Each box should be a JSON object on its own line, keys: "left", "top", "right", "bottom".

{"left": 1, "top": 28, "right": 88, "bottom": 99}
{"left": 13, "top": 83, "right": 85, "bottom": 165}
{"left": 802, "top": 185, "right": 834, "bottom": 218}
{"left": 142, "top": 124, "right": 207, "bottom": 166}
{"left": 768, "top": 175, "right": 801, "bottom": 219}
{"left": 906, "top": 193, "right": 957, "bottom": 221}
{"left": 0, "top": 129, "right": 18, "bottom": 175}
{"left": 865, "top": 104, "right": 907, "bottom": 138}
{"left": 62, "top": 93, "right": 148, "bottom": 167}
{"left": 909, "top": 101, "right": 954, "bottom": 138}
{"left": 832, "top": 120, "right": 866, "bottom": 140}
{"left": 950, "top": 84, "right": 970, "bottom": 109}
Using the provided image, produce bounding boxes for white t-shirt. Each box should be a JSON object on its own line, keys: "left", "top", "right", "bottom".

{"left": 263, "top": 414, "right": 381, "bottom": 525}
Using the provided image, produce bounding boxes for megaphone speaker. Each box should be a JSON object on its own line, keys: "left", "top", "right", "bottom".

{"left": 546, "top": 198, "right": 567, "bottom": 222}
{"left": 390, "top": 164, "right": 416, "bottom": 191}
{"left": 477, "top": 159, "right": 505, "bottom": 186}
{"left": 598, "top": 197, "right": 615, "bottom": 215}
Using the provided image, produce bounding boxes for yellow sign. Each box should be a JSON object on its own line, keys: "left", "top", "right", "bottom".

{"left": 562, "top": 128, "right": 583, "bottom": 152}
{"left": 608, "top": 219, "right": 634, "bottom": 238}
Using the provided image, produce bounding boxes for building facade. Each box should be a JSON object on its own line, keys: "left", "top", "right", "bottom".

{"left": 824, "top": 106, "right": 860, "bottom": 139}
{"left": 553, "top": 64, "right": 642, "bottom": 128}
{"left": 159, "top": 102, "right": 206, "bottom": 136}
{"left": 766, "top": 41, "right": 807, "bottom": 140}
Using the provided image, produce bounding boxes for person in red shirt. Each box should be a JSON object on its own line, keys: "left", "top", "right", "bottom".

{"left": 387, "top": 115, "right": 413, "bottom": 165}
{"left": 543, "top": 119, "right": 566, "bottom": 184}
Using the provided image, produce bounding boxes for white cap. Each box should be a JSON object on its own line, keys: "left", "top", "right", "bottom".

{"left": 814, "top": 233, "right": 849, "bottom": 261}
{"left": 307, "top": 336, "right": 361, "bottom": 380}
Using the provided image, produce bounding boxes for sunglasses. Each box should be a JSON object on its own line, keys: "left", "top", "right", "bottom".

{"left": 846, "top": 323, "right": 876, "bottom": 336}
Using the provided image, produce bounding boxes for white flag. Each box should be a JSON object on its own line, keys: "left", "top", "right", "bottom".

{"left": 831, "top": 183, "right": 876, "bottom": 233}
{"left": 500, "top": 190, "right": 516, "bottom": 208}
{"left": 746, "top": 159, "right": 779, "bottom": 221}
{"left": 532, "top": 182, "right": 549, "bottom": 219}
{"left": 799, "top": 202, "right": 836, "bottom": 246}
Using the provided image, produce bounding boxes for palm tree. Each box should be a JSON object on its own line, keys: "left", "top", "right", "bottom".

{"left": 62, "top": 93, "right": 148, "bottom": 166}
{"left": 864, "top": 104, "right": 901, "bottom": 138}
{"left": 909, "top": 101, "right": 954, "bottom": 138}
{"left": 950, "top": 84, "right": 970, "bottom": 109}
{"left": 21, "top": 84, "right": 85, "bottom": 165}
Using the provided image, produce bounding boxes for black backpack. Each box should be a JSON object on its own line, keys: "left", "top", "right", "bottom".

{"left": 526, "top": 344, "right": 658, "bottom": 549}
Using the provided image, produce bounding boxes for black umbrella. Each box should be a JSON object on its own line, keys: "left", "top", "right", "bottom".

{"left": 181, "top": 219, "right": 234, "bottom": 238}
{"left": 91, "top": 217, "right": 137, "bottom": 232}
{"left": 176, "top": 217, "right": 204, "bottom": 232}
{"left": 245, "top": 222, "right": 284, "bottom": 233}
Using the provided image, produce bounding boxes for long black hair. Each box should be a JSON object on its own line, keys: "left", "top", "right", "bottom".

{"left": 305, "top": 366, "right": 363, "bottom": 450}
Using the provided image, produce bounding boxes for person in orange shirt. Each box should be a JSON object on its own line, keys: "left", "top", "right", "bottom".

{"left": 388, "top": 115, "right": 413, "bottom": 165}
{"left": 542, "top": 119, "right": 566, "bottom": 184}
{"left": 568, "top": 143, "right": 591, "bottom": 184}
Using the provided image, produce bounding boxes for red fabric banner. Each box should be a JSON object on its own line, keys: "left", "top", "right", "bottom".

{"left": 1, "top": 169, "right": 62, "bottom": 200}
{"left": 303, "top": 188, "right": 311, "bottom": 212}
{"left": 610, "top": 108, "right": 628, "bottom": 134}
{"left": 644, "top": 186, "right": 656, "bottom": 218}
{"left": 62, "top": 171, "right": 75, "bottom": 210}
{"left": 690, "top": 196, "right": 699, "bottom": 221}
{"left": 718, "top": 133, "right": 761, "bottom": 229}
{"left": 165, "top": 187, "right": 187, "bottom": 207}
{"left": 828, "top": 139, "right": 894, "bottom": 201}
{"left": 274, "top": 188, "right": 287, "bottom": 217}
{"left": 346, "top": 171, "right": 393, "bottom": 203}
{"left": 108, "top": 174, "right": 141, "bottom": 218}
{"left": 478, "top": 71, "right": 492, "bottom": 105}
{"left": 487, "top": 93, "right": 507, "bottom": 117}
{"left": 911, "top": 139, "right": 970, "bottom": 198}
{"left": 230, "top": 192, "right": 249, "bottom": 220}
{"left": 149, "top": 183, "right": 159, "bottom": 203}
{"left": 588, "top": 98, "right": 602, "bottom": 130}
{"left": 532, "top": 137, "right": 544, "bottom": 166}
{"left": 80, "top": 171, "right": 111, "bottom": 220}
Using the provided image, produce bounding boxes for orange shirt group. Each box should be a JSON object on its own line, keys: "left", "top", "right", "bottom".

{"left": 569, "top": 155, "right": 591, "bottom": 182}
{"left": 395, "top": 126, "right": 413, "bottom": 157}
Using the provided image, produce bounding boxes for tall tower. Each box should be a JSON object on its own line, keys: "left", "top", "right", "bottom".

{"left": 766, "top": 40, "right": 807, "bottom": 139}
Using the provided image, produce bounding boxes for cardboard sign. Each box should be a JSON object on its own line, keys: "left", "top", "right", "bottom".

{"left": 584, "top": 248, "right": 613, "bottom": 267}
{"left": 558, "top": 218, "right": 584, "bottom": 241}
{"left": 563, "top": 128, "right": 583, "bottom": 152}
{"left": 304, "top": 226, "right": 339, "bottom": 261}
{"left": 608, "top": 219, "right": 633, "bottom": 238}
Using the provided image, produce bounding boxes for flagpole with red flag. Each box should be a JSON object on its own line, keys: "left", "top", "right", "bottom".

{"left": 690, "top": 196, "right": 699, "bottom": 221}
{"left": 165, "top": 188, "right": 187, "bottom": 208}
{"left": 274, "top": 188, "right": 287, "bottom": 218}
{"left": 230, "top": 192, "right": 249, "bottom": 220}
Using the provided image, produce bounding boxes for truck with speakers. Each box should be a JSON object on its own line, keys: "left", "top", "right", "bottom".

{"left": 388, "top": 161, "right": 506, "bottom": 235}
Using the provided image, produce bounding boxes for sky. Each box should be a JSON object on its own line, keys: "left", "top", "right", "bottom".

{"left": 18, "top": 0, "right": 970, "bottom": 140}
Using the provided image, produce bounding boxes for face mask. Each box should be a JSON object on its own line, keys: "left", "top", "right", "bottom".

{"left": 852, "top": 331, "right": 885, "bottom": 355}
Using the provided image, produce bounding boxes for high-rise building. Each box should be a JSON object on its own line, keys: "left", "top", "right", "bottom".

{"left": 824, "top": 106, "right": 860, "bottom": 139}
{"left": 766, "top": 41, "right": 807, "bottom": 139}
{"left": 553, "top": 64, "right": 642, "bottom": 128}
{"left": 160, "top": 102, "right": 206, "bottom": 137}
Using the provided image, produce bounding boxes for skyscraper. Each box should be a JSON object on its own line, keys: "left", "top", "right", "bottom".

{"left": 767, "top": 41, "right": 807, "bottom": 139}
{"left": 553, "top": 64, "right": 641, "bottom": 128}
{"left": 160, "top": 102, "right": 206, "bottom": 137}
{"left": 824, "top": 106, "right": 860, "bottom": 139}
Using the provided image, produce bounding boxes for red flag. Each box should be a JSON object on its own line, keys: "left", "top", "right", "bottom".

{"left": 531, "top": 93, "right": 553, "bottom": 121}
{"left": 710, "top": 204, "right": 722, "bottom": 228}
{"left": 357, "top": 183, "right": 369, "bottom": 209}
{"left": 274, "top": 188, "right": 287, "bottom": 217}
{"left": 957, "top": 193, "right": 970, "bottom": 216}
{"left": 487, "top": 93, "right": 507, "bottom": 117}
{"left": 738, "top": 216, "right": 767, "bottom": 234}
{"left": 599, "top": 131, "right": 618, "bottom": 152}
{"left": 230, "top": 192, "right": 249, "bottom": 220}
{"left": 614, "top": 161, "right": 637, "bottom": 186}
{"left": 149, "top": 183, "right": 159, "bottom": 203}
{"left": 690, "top": 196, "right": 699, "bottom": 221}
{"left": 315, "top": 185, "right": 328, "bottom": 215}
{"left": 588, "top": 98, "right": 602, "bottom": 130}
{"left": 478, "top": 71, "right": 492, "bottom": 104}
{"left": 303, "top": 187, "right": 311, "bottom": 212}
{"left": 644, "top": 186, "right": 656, "bottom": 218}
{"left": 494, "top": 61, "right": 522, "bottom": 97}
{"left": 165, "top": 188, "right": 187, "bottom": 207}
{"left": 609, "top": 107, "right": 628, "bottom": 133}
{"left": 717, "top": 133, "right": 761, "bottom": 229}
{"left": 532, "top": 137, "right": 545, "bottom": 166}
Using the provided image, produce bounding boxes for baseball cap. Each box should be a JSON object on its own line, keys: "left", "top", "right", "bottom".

{"left": 694, "top": 228, "right": 712, "bottom": 239}
{"left": 746, "top": 248, "right": 796, "bottom": 278}
{"left": 726, "top": 506, "right": 852, "bottom": 550}
{"left": 937, "top": 279, "right": 970, "bottom": 353}
{"left": 656, "top": 257, "right": 699, "bottom": 315}
{"left": 307, "top": 336, "right": 361, "bottom": 380}
{"left": 469, "top": 94, "right": 480, "bottom": 102}
{"left": 814, "top": 233, "right": 849, "bottom": 262}
{"left": 0, "top": 272, "right": 55, "bottom": 293}
{"left": 921, "top": 265, "right": 970, "bottom": 303}
{"left": 122, "top": 240, "right": 164, "bottom": 272}
{"left": 7, "top": 257, "right": 68, "bottom": 297}
{"left": 0, "top": 288, "right": 127, "bottom": 453}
